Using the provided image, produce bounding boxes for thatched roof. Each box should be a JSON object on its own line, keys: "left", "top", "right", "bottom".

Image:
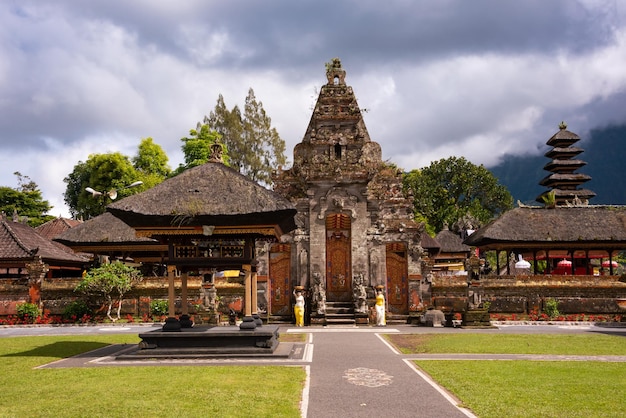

{"left": 435, "top": 229, "right": 470, "bottom": 253}
{"left": 0, "top": 216, "right": 87, "bottom": 264}
{"left": 464, "top": 206, "right": 626, "bottom": 250}
{"left": 420, "top": 233, "right": 440, "bottom": 251}
{"left": 54, "top": 212, "right": 156, "bottom": 245}
{"left": 107, "top": 161, "right": 297, "bottom": 234}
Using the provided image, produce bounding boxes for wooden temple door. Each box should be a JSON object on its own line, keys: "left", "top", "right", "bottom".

{"left": 269, "top": 244, "right": 291, "bottom": 317}
{"left": 326, "top": 213, "right": 352, "bottom": 302}
{"left": 386, "top": 243, "right": 408, "bottom": 314}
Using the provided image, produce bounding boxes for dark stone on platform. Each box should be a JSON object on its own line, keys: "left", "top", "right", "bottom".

{"left": 179, "top": 314, "right": 193, "bottom": 328}
{"left": 162, "top": 317, "right": 182, "bottom": 331}
{"left": 239, "top": 316, "right": 257, "bottom": 330}
{"left": 120, "top": 325, "right": 280, "bottom": 359}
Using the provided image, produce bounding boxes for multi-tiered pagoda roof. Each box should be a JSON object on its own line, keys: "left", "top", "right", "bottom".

{"left": 536, "top": 122, "right": 596, "bottom": 206}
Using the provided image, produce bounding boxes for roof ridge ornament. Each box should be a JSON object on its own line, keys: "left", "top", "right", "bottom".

{"left": 209, "top": 142, "right": 224, "bottom": 163}
{"left": 559, "top": 121, "right": 567, "bottom": 130}
{"left": 325, "top": 57, "right": 346, "bottom": 85}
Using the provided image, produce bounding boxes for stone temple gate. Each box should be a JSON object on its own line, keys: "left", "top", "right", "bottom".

{"left": 268, "top": 58, "right": 425, "bottom": 324}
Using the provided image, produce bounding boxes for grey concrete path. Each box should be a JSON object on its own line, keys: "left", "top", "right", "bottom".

{"left": 302, "top": 327, "right": 473, "bottom": 418}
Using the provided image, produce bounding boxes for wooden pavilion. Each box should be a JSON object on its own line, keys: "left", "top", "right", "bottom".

{"left": 54, "top": 212, "right": 167, "bottom": 265}
{"left": 464, "top": 206, "right": 626, "bottom": 275}
{"left": 106, "top": 145, "right": 296, "bottom": 356}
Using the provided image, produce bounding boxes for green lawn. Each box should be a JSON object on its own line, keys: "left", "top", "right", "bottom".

{"left": 386, "top": 333, "right": 626, "bottom": 418}
{"left": 0, "top": 335, "right": 305, "bottom": 418}
{"left": 386, "top": 333, "right": 626, "bottom": 355}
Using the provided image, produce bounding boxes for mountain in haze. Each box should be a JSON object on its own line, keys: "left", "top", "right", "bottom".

{"left": 490, "top": 124, "right": 626, "bottom": 206}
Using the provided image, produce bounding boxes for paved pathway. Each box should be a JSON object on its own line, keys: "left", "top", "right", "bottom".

{"left": 299, "top": 327, "right": 474, "bottom": 418}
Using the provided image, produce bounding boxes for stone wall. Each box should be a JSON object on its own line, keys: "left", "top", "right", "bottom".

{"left": 431, "top": 274, "right": 626, "bottom": 315}
{"left": 1, "top": 276, "right": 210, "bottom": 318}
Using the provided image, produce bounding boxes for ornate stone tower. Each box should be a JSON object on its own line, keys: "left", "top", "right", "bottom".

{"left": 536, "top": 122, "right": 596, "bottom": 206}
{"left": 271, "top": 58, "right": 423, "bottom": 324}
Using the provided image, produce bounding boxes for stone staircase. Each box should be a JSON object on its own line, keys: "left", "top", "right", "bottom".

{"left": 324, "top": 301, "right": 356, "bottom": 325}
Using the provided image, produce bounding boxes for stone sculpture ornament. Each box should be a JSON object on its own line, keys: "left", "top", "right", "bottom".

{"left": 375, "top": 285, "right": 386, "bottom": 326}
{"left": 293, "top": 286, "right": 305, "bottom": 327}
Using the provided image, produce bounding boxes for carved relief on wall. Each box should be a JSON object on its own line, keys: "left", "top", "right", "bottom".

{"left": 318, "top": 188, "right": 359, "bottom": 220}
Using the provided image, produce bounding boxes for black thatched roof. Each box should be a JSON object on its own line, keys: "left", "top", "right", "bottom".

{"left": 464, "top": 206, "right": 626, "bottom": 250}
{"left": 435, "top": 229, "right": 470, "bottom": 253}
{"left": 54, "top": 212, "right": 156, "bottom": 245}
{"left": 420, "top": 233, "right": 440, "bottom": 251}
{"left": 107, "top": 161, "right": 297, "bottom": 234}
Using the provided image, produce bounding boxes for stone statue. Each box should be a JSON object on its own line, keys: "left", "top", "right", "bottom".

{"left": 312, "top": 272, "right": 326, "bottom": 315}
{"left": 375, "top": 286, "right": 386, "bottom": 326}
{"left": 352, "top": 273, "right": 367, "bottom": 314}
{"left": 293, "top": 287, "right": 305, "bottom": 327}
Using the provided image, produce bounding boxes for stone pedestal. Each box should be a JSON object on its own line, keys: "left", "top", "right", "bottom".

{"left": 123, "top": 325, "right": 280, "bottom": 359}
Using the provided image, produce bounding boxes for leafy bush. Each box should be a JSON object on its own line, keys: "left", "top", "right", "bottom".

{"left": 62, "top": 300, "right": 93, "bottom": 322}
{"left": 544, "top": 298, "right": 560, "bottom": 319}
{"left": 150, "top": 300, "right": 169, "bottom": 317}
{"left": 75, "top": 261, "right": 143, "bottom": 322}
{"left": 16, "top": 303, "right": 40, "bottom": 323}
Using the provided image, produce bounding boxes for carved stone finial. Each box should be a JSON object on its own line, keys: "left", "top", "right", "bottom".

{"left": 209, "top": 143, "right": 224, "bottom": 163}
{"left": 325, "top": 57, "right": 346, "bottom": 85}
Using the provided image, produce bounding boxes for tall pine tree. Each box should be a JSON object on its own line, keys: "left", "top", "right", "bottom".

{"left": 206, "top": 89, "right": 286, "bottom": 185}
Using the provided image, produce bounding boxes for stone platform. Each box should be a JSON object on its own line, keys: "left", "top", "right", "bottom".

{"left": 117, "top": 325, "right": 280, "bottom": 359}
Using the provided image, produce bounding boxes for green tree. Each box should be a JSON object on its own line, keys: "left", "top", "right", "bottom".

{"left": 206, "top": 89, "right": 287, "bottom": 184}
{"left": 132, "top": 137, "right": 171, "bottom": 189}
{"left": 174, "top": 123, "right": 226, "bottom": 175}
{"left": 133, "top": 137, "right": 171, "bottom": 179}
{"left": 64, "top": 152, "right": 144, "bottom": 219}
{"left": 75, "top": 261, "right": 143, "bottom": 322}
{"left": 403, "top": 156, "right": 513, "bottom": 233}
{"left": 0, "top": 172, "right": 53, "bottom": 227}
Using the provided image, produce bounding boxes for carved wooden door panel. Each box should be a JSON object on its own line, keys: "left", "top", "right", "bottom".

{"left": 386, "top": 244, "right": 408, "bottom": 314}
{"left": 326, "top": 214, "right": 352, "bottom": 302}
{"left": 269, "top": 245, "right": 291, "bottom": 316}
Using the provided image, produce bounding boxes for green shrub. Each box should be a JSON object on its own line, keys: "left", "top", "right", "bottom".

{"left": 62, "top": 300, "right": 93, "bottom": 322}
{"left": 16, "top": 303, "right": 40, "bottom": 323}
{"left": 544, "top": 298, "right": 560, "bottom": 319}
{"left": 150, "top": 300, "right": 169, "bottom": 317}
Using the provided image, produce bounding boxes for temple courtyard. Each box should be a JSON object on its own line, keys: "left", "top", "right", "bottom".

{"left": 1, "top": 323, "right": 625, "bottom": 417}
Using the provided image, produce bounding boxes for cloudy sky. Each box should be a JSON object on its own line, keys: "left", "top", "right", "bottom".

{"left": 2, "top": 0, "right": 626, "bottom": 217}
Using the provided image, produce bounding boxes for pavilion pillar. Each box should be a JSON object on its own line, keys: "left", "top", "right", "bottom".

{"left": 251, "top": 270, "right": 262, "bottom": 326}
{"left": 181, "top": 272, "right": 188, "bottom": 315}
{"left": 506, "top": 250, "right": 511, "bottom": 275}
{"left": 532, "top": 250, "right": 538, "bottom": 275}
{"left": 179, "top": 272, "right": 193, "bottom": 328}
{"left": 163, "top": 266, "right": 181, "bottom": 331}
{"left": 167, "top": 267, "right": 176, "bottom": 317}
{"left": 496, "top": 250, "right": 501, "bottom": 276}
{"left": 609, "top": 251, "right": 615, "bottom": 275}
{"left": 240, "top": 264, "right": 257, "bottom": 330}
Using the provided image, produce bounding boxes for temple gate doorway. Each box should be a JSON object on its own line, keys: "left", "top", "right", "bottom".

{"left": 326, "top": 213, "right": 352, "bottom": 302}
{"left": 269, "top": 244, "right": 291, "bottom": 317}
{"left": 386, "top": 242, "right": 409, "bottom": 314}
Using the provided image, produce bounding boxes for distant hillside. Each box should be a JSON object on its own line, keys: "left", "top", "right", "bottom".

{"left": 490, "top": 124, "right": 626, "bottom": 205}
